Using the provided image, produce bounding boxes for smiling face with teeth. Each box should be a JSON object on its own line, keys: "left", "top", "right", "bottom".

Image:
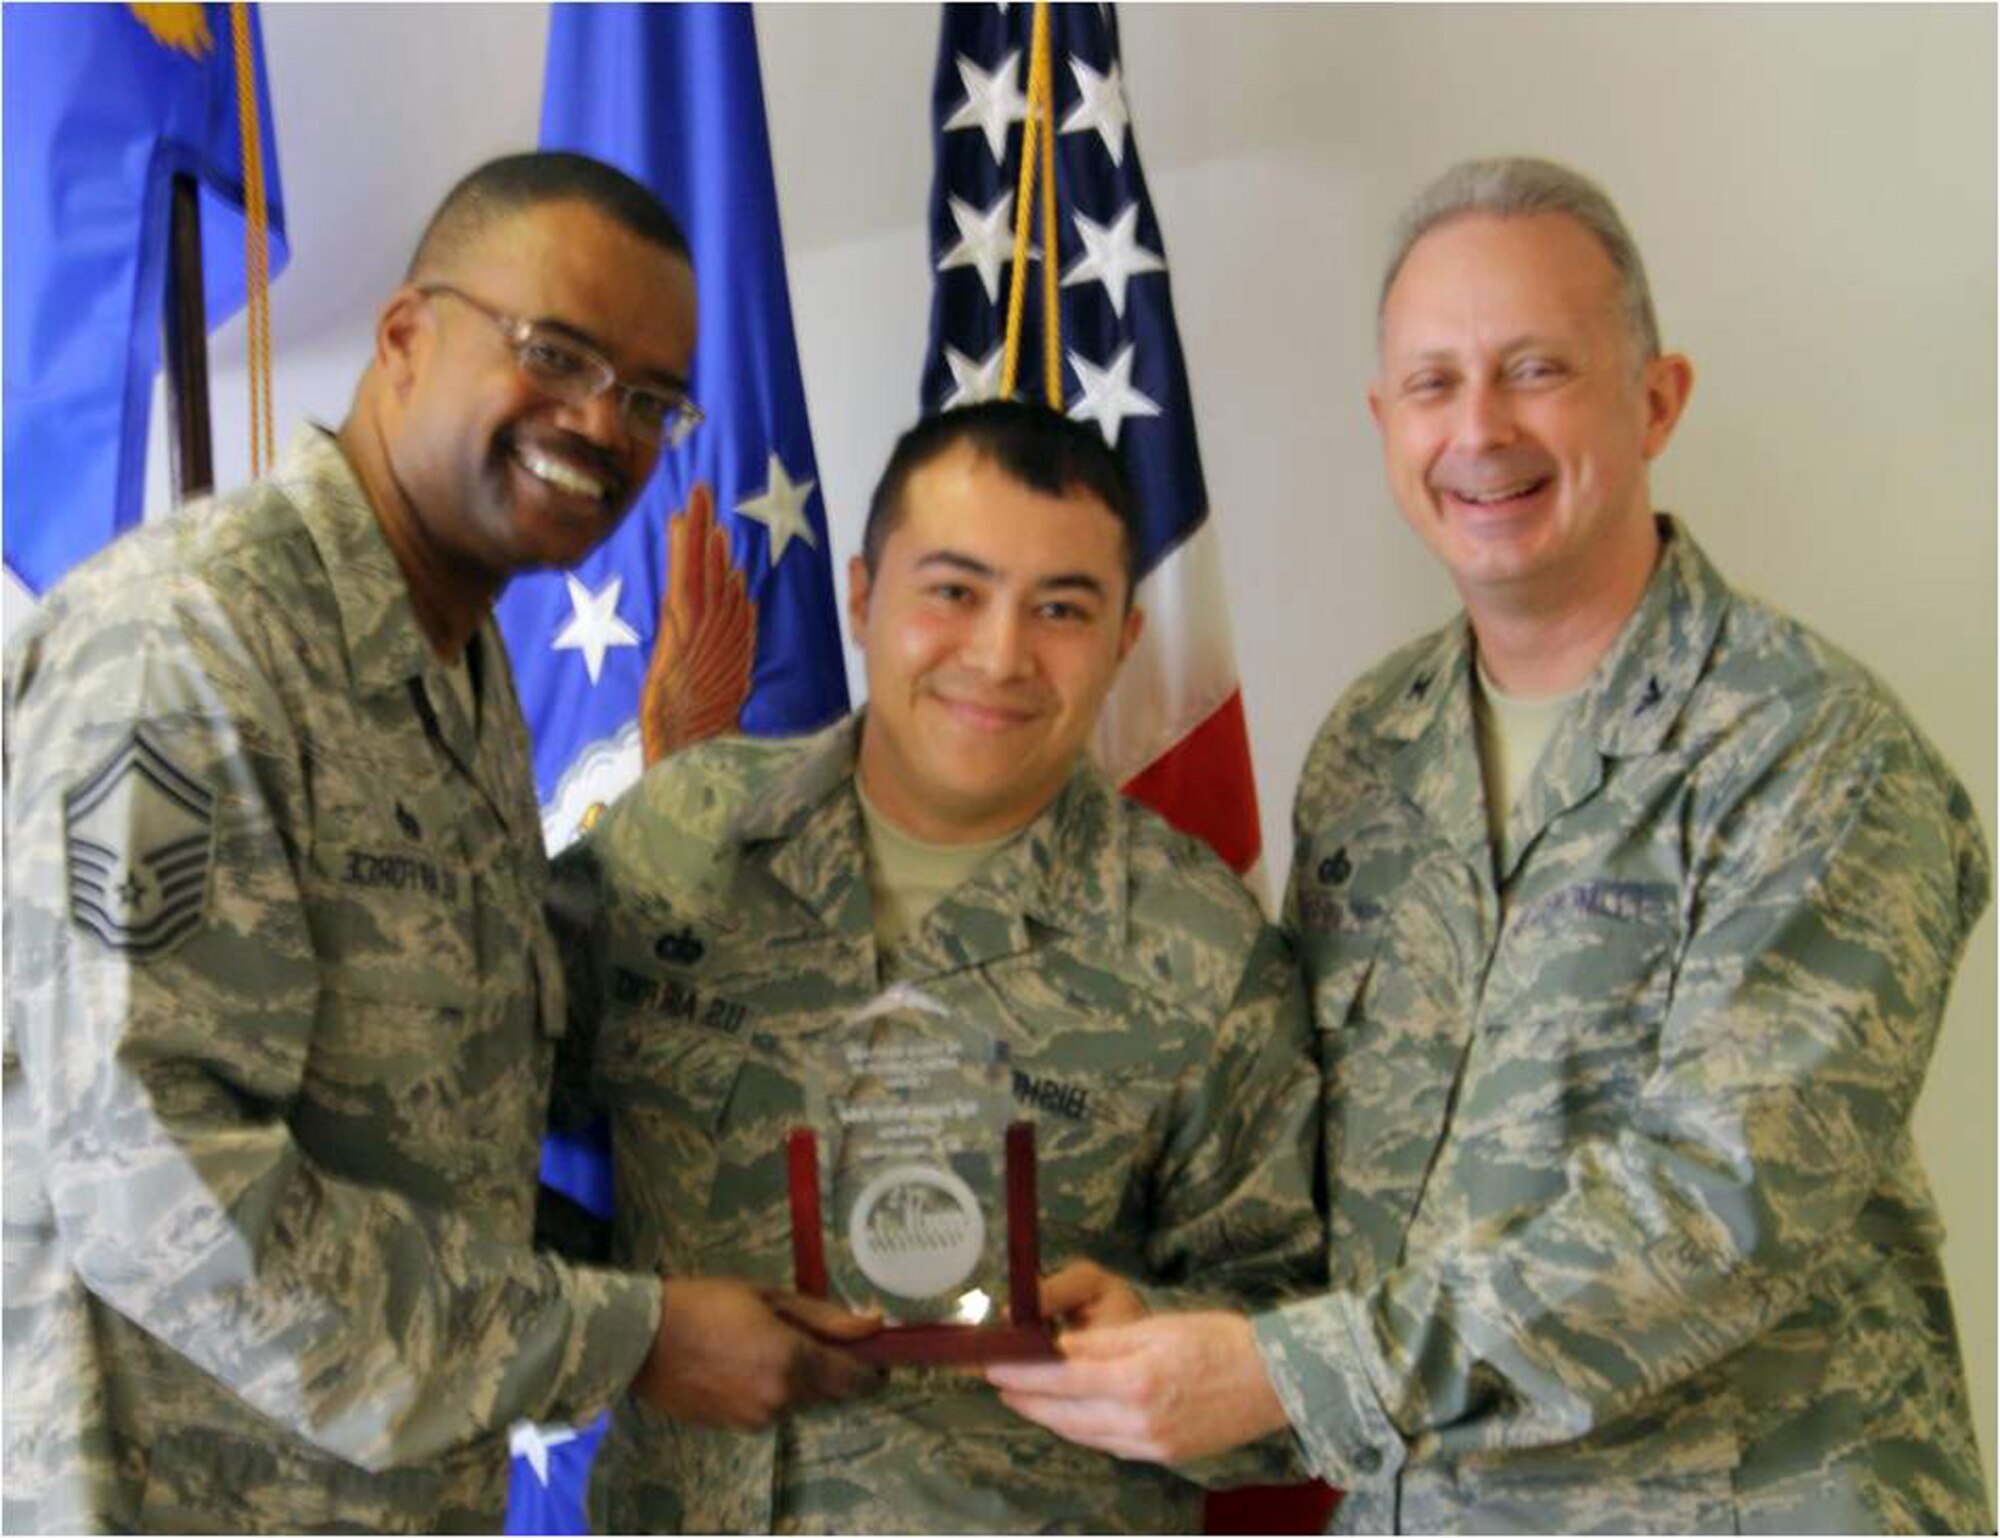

{"left": 376, "top": 198, "right": 697, "bottom": 590}
{"left": 848, "top": 441, "right": 1144, "bottom": 846}
{"left": 1370, "top": 212, "right": 1692, "bottom": 645}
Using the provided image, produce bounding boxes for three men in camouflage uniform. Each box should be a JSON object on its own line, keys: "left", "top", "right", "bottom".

{"left": 550, "top": 402, "right": 1323, "bottom": 1532}
{"left": 991, "top": 158, "right": 1992, "bottom": 1532}
{"left": 3, "top": 153, "right": 869, "bottom": 1534}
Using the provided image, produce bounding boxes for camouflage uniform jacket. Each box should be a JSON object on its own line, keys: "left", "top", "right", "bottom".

{"left": 1255, "top": 520, "right": 1992, "bottom": 1533}
{"left": 551, "top": 718, "right": 1324, "bottom": 1533}
{"left": 2, "top": 428, "right": 661, "bottom": 1534}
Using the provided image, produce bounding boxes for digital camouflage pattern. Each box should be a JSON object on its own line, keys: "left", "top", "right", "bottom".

{"left": 3, "top": 428, "right": 661, "bottom": 1534}
{"left": 1255, "top": 520, "right": 1992, "bottom": 1534}
{"left": 551, "top": 718, "right": 1324, "bottom": 1533}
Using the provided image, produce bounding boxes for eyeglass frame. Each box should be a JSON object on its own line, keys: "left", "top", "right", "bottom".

{"left": 414, "top": 282, "right": 703, "bottom": 448}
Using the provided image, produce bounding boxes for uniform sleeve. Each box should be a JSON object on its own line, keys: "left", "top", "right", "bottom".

{"left": 1124, "top": 925, "right": 1324, "bottom": 1490}
{"left": 1253, "top": 692, "right": 1990, "bottom": 1490}
{"left": 3, "top": 584, "right": 659, "bottom": 1473}
{"left": 1141, "top": 924, "right": 1327, "bottom": 1311}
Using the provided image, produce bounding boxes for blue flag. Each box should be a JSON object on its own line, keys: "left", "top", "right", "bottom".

{"left": 3, "top": 2, "right": 287, "bottom": 596}
{"left": 502, "top": 6, "right": 849, "bottom": 1531}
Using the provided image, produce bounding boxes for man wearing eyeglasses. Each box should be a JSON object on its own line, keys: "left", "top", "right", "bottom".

{"left": 2, "top": 152, "right": 873, "bottom": 1535}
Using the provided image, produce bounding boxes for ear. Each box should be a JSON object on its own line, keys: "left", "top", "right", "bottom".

{"left": 1116, "top": 604, "right": 1145, "bottom": 665}
{"left": 846, "top": 555, "right": 872, "bottom": 647}
{"left": 375, "top": 286, "right": 433, "bottom": 400}
{"left": 1366, "top": 378, "right": 1386, "bottom": 432}
{"left": 1639, "top": 352, "right": 1694, "bottom": 460}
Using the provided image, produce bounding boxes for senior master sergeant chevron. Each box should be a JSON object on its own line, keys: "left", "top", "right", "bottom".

{"left": 989, "top": 157, "right": 1993, "bottom": 1533}
{"left": 549, "top": 401, "right": 1324, "bottom": 1533}
{"left": 3, "top": 152, "right": 872, "bottom": 1535}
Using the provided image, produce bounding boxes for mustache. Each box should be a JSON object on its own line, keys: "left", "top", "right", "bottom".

{"left": 1428, "top": 450, "right": 1552, "bottom": 493}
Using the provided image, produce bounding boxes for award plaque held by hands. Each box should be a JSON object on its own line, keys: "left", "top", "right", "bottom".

{"left": 788, "top": 985, "right": 1054, "bottom": 1365}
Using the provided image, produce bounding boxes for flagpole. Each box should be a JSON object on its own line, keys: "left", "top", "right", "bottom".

{"left": 162, "top": 172, "right": 214, "bottom": 503}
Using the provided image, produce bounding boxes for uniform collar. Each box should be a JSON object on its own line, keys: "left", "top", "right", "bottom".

{"left": 283, "top": 424, "right": 436, "bottom": 698}
{"left": 283, "top": 423, "right": 516, "bottom": 816}
{"left": 1572, "top": 516, "right": 1731, "bottom": 761}
{"left": 934, "top": 752, "right": 1127, "bottom": 944}
{"left": 1499, "top": 516, "right": 1730, "bottom": 880}
{"left": 1364, "top": 516, "right": 1733, "bottom": 870}
{"left": 1365, "top": 621, "right": 1486, "bottom": 858}
{"left": 1370, "top": 617, "right": 1472, "bottom": 751}
{"left": 732, "top": 714, "right": 1128, "bottom": 965}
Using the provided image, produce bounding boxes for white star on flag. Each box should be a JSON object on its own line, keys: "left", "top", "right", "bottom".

{"left": 941, "top": 343, "right": 1006, "bottom": 408}
{"left": 551, "top": 573, "right": 639, "bottom": 684}
{"left": 508, "top": 1420, "right": 580, "bottom": 1487}
{"left": 1059, "top": 56, "right": 1130, "bottom": 164}
{"left": 1066, "top": 341, "right": 1162, "bottom": 447}
{"left": 943, "top": 50, "right": 1028, "bottom": 162}
{"left": 1062, "top": 203, "right": 1166, "bottom": 319}
{"left": 735, "top": 451, "right": 818, "bottom": 565}
{"left": 939, "top": 192, "right": 1037, "bottom": 304}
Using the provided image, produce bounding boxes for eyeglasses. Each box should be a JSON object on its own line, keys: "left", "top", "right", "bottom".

{"left": 416, "top": 282, "right": 703, "bottom": 448}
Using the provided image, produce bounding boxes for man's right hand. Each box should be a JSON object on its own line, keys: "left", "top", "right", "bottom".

{"left": 630, "top": 1277, "right": 882, "bottom": 1431}
{"left": 1041, "top": 1259, "right": 1149, "bottom": 1330}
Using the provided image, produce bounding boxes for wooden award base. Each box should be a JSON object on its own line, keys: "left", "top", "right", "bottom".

{"left": 787, "top": 1121, "right": 1056, "bottom": 1365}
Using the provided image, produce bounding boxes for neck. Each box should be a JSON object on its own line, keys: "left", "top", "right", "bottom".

{"left": 1467, "top": 518, "right": 1663, "bottom": 696}
{"left": 854, "top": 733, "right": 1057, "bottom": 847}
{"left": 856, "top": 776, "right": 1014, "bottom": 854}
{"left": 336, "top": 408, "right": 499, "bottom": 662}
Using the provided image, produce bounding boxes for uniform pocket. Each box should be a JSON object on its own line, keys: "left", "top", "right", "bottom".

{"left": 593, "top": 961, "right": 762, "bottom": 1274}
{"left": 1441, "top": 1410, "right": 1742, "bottom": 1536}
{"left": 597, "top": 961, "right": 750, "bottom": 1135}
{"left": 1464, "top": 879, "right": 1681, "bottom": 1140}
{"left": 303, "top": 839, "right": 479, "bottom": 1009}
{"left": 293, "top": 848, "right": 543, "bottom": 1207}
{"left": 138, "top": 1426, "right": 445, "bottom": 1534}
{"left": 1290, "top": 810, "right": 1424, "bottom": 1045}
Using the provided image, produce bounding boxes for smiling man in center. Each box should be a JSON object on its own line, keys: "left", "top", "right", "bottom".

{"left": 547, "top": 400, "right": 1322, "bottom": 1533}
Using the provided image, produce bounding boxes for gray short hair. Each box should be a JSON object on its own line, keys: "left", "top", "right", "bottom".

{"left": 1378, "top": 157, "right": 1661, "bottom": 364}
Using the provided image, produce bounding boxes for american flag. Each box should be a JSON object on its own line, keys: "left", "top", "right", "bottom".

{"left": 923, "top": 9, "right": 1336, "bottom": 1530}
{"left": 920, "top": 2, "right": 1262, "bottom": 880}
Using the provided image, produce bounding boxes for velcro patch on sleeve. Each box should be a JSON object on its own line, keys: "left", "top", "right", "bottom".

{"left": 64, "top": 727, "right": 217, "bottom": 957}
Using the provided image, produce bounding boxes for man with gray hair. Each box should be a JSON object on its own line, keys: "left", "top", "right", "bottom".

{"left": 989, "top": 156, "right": 1991, "bottom": 1532}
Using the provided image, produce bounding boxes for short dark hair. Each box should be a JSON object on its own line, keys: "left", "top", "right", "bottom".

{"left": 863, "top": 401, "right": 1140, "bottom": 593}
{"left": 405, "top": 151, "right": 691, "bottom": 281}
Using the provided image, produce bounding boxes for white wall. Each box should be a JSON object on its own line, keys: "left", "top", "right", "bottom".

{"left": 169, "top": 2, "right": 1995, "bottom": 1490}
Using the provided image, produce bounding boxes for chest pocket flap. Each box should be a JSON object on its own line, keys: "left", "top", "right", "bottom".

{"left": 305, "top": 838, "right": 478, "bottom": 1008}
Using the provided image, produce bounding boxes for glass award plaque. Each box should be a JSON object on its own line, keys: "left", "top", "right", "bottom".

{"left": 788, "top": 984, "right": 1053, "bottom": 1364}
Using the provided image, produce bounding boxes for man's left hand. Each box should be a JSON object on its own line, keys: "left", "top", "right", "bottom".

{"left": 985, "top": 1310, "right": 1291, "bottom": 1464}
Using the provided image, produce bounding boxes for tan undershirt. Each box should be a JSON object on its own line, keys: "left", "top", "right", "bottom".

{"left": 855, "top": 780, "right": 1019, "bottom": 955}
{"left": 436, "top": 645, "right": 479, "bottom": 731}
{"left": 1472, "top": 655, "right": 1579, "bottom": 872}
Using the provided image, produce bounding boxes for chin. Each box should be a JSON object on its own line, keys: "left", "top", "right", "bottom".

{"left": 521, "top": 512, "right": 618, "bottom": 571}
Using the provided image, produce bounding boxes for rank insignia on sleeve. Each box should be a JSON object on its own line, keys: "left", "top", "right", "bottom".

{"left": 64, "top": 728, "right": 217, "bottom": 957}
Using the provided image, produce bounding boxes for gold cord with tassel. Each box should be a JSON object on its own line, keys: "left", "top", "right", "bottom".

{"left": 229, "top": 2, "right": 274, "bottom": 478}
{"left": 999, "top": 2, "right": 1061, "bottom": 407}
